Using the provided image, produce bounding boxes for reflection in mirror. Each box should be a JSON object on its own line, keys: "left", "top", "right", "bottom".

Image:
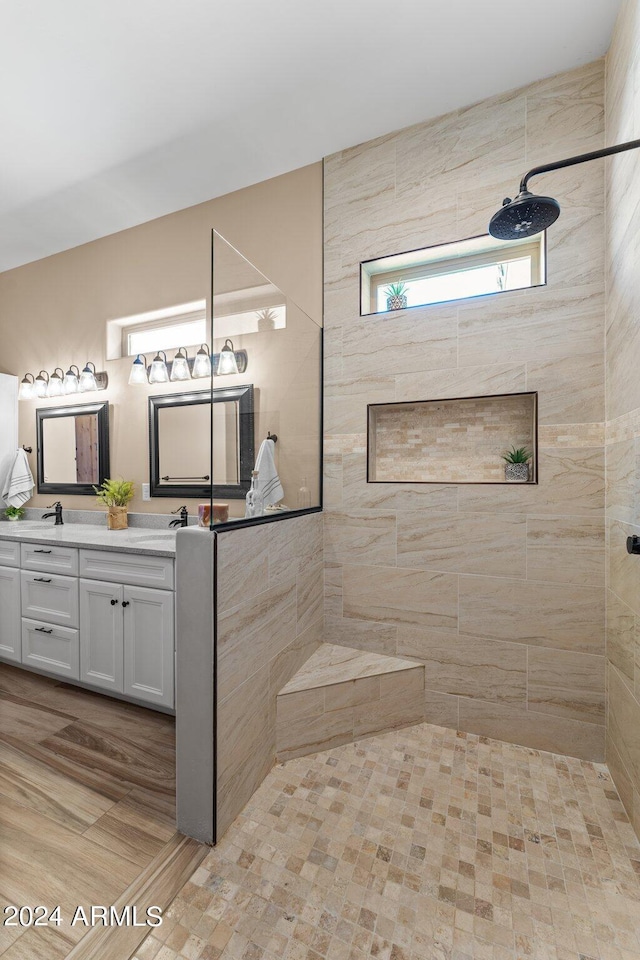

{"left": 37, "top": 402, "right": 110, "bottom": 495}
{"left": 157, "top": 402, "right": 239, "bottom": 486}
{"left": 149, "top": 386, "right": 254, "bottom": 499}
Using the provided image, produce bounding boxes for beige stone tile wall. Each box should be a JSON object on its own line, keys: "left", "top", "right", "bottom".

{"left": 369, "top": 394, "right": 536, "bottom": 483}
{"left": 324, "top": 59, "right": 607, "bottom": 761}
{"left": 214, "top": 513, "right": 323, "bottom": 837}
{"left": 605, "top": 0, "right": 640, "bottom": 841}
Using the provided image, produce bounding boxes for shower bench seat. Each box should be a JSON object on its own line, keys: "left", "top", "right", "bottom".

{"left": 276, "top": 642, "right": 424, "bottom": 761}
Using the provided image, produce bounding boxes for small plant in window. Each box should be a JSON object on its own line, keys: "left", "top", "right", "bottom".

{"left": 4, "top": 505, "right": 25, "bottom": 521}
{"left": 94, "top": 478, "right": 135, "bottom": 530}
{"left": 383, "top": 280, "right": 409, "bottom": 311}
{"left": 256, "top": 308, "right": 278, "bottom": 331}
{"left": 501, "top": 446, "right": 532, "bottom": 483}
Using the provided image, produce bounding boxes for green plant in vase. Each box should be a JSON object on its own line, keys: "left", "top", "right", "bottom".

{"left": 4, "top": 505, "right": 26, "bottom": 521}
{"left": 94, "top": 478, "right": 135, "bottom": 530}
{"left": 501, "top": 446, "right": 532, "bottom": 483}
{"left": 383, "top": 280, "right": 409, "bottom": 311}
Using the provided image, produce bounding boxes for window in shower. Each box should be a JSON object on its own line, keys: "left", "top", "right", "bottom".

{"left": 360, "top": 232, "right": 546, "bottom": 316}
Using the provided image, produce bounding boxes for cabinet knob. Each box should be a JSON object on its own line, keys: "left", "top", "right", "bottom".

{"left": 110, "top": 598, "right": 118, "bottom": 605}
{"left": 122, "top": 601, "right": 130, "bottom": 608}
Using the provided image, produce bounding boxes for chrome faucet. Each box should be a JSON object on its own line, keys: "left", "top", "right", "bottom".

{"left": 42, "top": 501, "right": 64, "bottom": 525}
{"left": 169, "top": 505, "right": 188, "bottom": 528}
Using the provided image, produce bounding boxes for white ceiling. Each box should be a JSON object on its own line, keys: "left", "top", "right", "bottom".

{"left": 0, "top": 0, "right": 621, "bottom": 272}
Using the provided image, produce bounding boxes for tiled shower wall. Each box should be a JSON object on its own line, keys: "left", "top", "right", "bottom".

{"left": 215, "top": 513, "right": 323, "bottom": 837}
{"left": 604, "top": 0, "right": 640, "bottom": 838}
{"left": 323, "top": 60, "right": 607, "bottom": 761}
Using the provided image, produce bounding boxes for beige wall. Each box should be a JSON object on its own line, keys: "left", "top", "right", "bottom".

{"left": 604, "top": 0, "right": 640, "bottom": 839}
{"left": 324, "top": 60, "right": 607, "bottom": 761}
{"left": 0, "top": 162, "right": 322, "bottom": 515}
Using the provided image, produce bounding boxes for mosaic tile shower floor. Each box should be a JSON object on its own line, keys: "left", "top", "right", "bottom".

{"left": 135, "top": 723, "right": 640, "bottom": 960}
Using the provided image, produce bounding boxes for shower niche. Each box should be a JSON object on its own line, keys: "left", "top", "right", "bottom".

{"left": 367, "top": 391, "right": 538, "bottom": 484}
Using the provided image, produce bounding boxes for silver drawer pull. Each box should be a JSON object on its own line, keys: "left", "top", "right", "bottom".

{"left": 33, "top": 577, "right": 52, "bottom": 583}
{"left": 34, "top": 549, "right": 53, "bottom": 554}
{"left": 35, "top": 627, "right": 53, "bottom": 634}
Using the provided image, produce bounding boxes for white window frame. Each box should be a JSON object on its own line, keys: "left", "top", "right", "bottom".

{"left": 360, "top": 233, "right": 546, "bottom": 316}
{"left": 105, "top": 301, "right": 209, "bottom": 360}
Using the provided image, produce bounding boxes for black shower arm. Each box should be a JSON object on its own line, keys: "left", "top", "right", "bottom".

{"left": 519, "top": 137, "right": 640, "bottom": 194}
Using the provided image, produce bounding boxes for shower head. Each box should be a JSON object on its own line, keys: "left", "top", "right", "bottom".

{"left": 488, "top": 137, "right": 640, "bottom": 241}
{"left": 488, "top": 191, "right": 560, "bottom": 240}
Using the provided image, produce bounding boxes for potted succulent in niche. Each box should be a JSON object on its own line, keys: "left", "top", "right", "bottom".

{"left": 383, "top": 279, "right": 409, "bottom": 311}
{"left": 3, "top": 506, "right": 25, "bottom": 522}
{"left": 502, "top": 446, "right": 532, "bottom": 483}
{"left": 94, "top": 478, "right": 135, "bottom": 530}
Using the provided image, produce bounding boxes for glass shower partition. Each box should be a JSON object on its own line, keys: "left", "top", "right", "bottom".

{"left": 207, "top": 230, "right": 322, "bottom": 527}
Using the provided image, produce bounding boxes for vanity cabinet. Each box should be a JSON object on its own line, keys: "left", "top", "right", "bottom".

{"left": 0, "top": 537, "right": 175, "bottom": 711}
{"left": 0, "top": 565, "right": 21, "bottom": 662}
{"left": 79, "top": 578, "right": 174, "bottom": 708}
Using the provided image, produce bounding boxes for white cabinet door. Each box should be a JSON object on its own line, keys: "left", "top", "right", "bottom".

{"left": 79, "top": 579, "right": 124, "bottom": 694}
{"left": 0, "top": 565, "right": 21, "bottom": 662}
{"left": 123, "top": 585, "right": 174, "bottom": 709}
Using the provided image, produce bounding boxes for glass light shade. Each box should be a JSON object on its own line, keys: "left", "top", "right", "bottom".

{"left": 216, "top": 339, "right": 239, "bottom": 376}
{"left": 46, "top": 370, "right": 64, "bottom": 398}
{"left": 170, "top": 349, "right": 191, "bottom": 381}
{"left": 18, "top": 375, "right": 34, "bottom": 400}
{"left": 192, "top": 345, "right": 212, "bottom": 379}
{"left": 149, "top": 352, "right": 169, "bottom": 384}
{"left": 79, "top": 362, "right": 97, "bottom": 392}
{"left": 63, "top": 366, "right": 80, "bottom": 393}
{"left": 128, "top": 355, "right": 148, "bottom": 385}
{"left": 34, "top": 372, "right": 49, "bottom": 398}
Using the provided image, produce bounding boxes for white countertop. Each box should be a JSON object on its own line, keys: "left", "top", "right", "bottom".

{"left": 0, "top": 521, "right": 178, "bottom": 557}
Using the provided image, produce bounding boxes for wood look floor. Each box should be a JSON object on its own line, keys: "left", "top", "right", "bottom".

{"left": 0, "top": 663, "right": 203, "bottom": 960}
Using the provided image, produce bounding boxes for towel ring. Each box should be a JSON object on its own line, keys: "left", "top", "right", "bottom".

{"left": 267, "top": 432, "right": 278, "bottom": 444}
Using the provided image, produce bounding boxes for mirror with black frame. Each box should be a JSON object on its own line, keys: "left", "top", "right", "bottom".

{"left": 149, "top": 385, "right": 254, "bottom": 499}
{"left": 37, "top": 401, "right": 110, "bottom": 495}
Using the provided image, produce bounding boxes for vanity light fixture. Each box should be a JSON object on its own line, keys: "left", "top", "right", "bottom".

{"left": 192, "top": 343, "right": 212, "bottom": 379}
{"left": 128, "top": 354, "right": 148, "bottom": 385}
{"left": 149, "top": 350, "right": 169, "bottom": 384}
{"left": 170, "top": 347, "right": 191, "bottom": 382}
{"left": 79, "top": 361, "right": 98, "bottom": 392}
{"left": 18, "top": 373, "right": 35, "bottom": 401}
{"left": 46, "top": 367, "right": 65, "bottom": 398}
{"left": 63, "top": 365, "right": 80, "bottom": 394}
{"left": 216, "top": 339, "right": 239, "bottom": 376}
{"left": 34, "top": 371, "right": 49, "bottom": 398}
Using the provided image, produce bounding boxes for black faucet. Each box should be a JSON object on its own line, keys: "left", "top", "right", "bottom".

{"left": 42, "top": 501, "right": 64, "bottom": 525}
{"left": 169, "top": 505, "right": 188, "bottom": 528}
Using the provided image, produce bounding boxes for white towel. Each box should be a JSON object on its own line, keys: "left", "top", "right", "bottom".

{"left": 2, "top": 449, "right": 34, "bottom": 507}
{"left": 254, "top": 439, "right": 284, "bottom": 506}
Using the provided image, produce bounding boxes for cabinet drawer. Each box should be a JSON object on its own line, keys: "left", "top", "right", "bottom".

{"left": 79, "top": 549, "right": 174, "bottom": 590}
{"left": 21, "top": 571, "right": 79, "bottom": 628}
{"left": 0, "top": 540, "right": 20, "bottom": 567}
{"left": 21, "top": 542, "right": 79, "bottom": 576}
{"left": 22, "top": 617, "right": 79, "bottom": 680}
